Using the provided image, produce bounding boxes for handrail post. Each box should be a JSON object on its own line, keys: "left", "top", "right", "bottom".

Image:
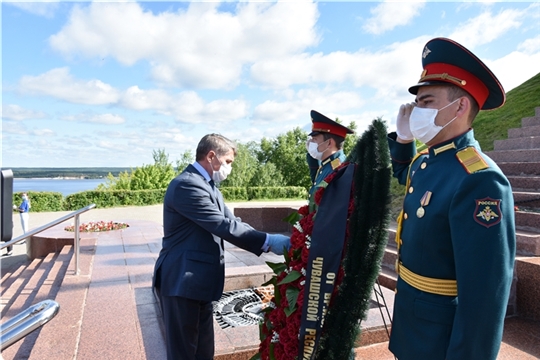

{"left": 74, "top": 214, "right": 80, "bottom": 275}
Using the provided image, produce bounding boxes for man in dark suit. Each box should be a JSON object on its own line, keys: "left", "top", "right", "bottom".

{"left": 153, "top": 133, "right": 290, "bottom": 360}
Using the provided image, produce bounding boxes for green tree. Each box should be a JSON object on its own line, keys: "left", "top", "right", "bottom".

{"left": 258, "top": 127, "right": 311, "bottom": 189}
{"left": 97, "top": 149, "right": 175, "bottom": 190}
{"left": 221, "top": 141, "right": 259, "bottom": 187}
{"left": 249, "top": 162, "right": 284, "bottom": 187}
{"left": 343, "top": 120, "right": 358, "bottom": 156}
{"left": 175, "top": 150, "right": 194, "bottom": 174}
{"left": 97, "top": 171, "right": 132, "bottom": 190}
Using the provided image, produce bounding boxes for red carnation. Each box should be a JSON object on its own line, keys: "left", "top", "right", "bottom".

{"left": 298, "top": 205, "right": 310, "bottom": 216}
{"left": 314, "top": 187, "right": 324, "bottom": 205}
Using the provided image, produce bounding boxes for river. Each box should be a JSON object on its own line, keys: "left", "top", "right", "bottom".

{"left": 13, "top": 178, "right": 107, "bottom": 196}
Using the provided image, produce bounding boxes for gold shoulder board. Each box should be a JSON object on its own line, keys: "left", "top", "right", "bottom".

{"left": 330, "top": 158, "right": 342, "bottom": 170}
{"left": 456, "top": 147, "right": 489, "bottom": 174}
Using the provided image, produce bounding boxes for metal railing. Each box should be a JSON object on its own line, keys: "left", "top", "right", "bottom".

{"left": 0, "top": 300, "right": 60, "bottom": 349}
{"left": 1, "top": 203, "right": 96, "bottom": 275}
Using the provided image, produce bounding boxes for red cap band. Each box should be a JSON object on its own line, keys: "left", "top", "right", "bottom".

{"left": 420, "top": 62, "right": 489, "bottom": 108}
{"left": 311, "top": 122, "right": 347, "bottom": 138}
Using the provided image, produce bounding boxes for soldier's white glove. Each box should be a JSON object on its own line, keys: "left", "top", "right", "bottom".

{"left": 396, "top": 103, "right": 416, "bottom": 141}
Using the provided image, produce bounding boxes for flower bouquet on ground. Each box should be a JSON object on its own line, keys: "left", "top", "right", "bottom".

{"left": 64, "top": 221, "right": 129, "bottom": 233}
{"left": 253, "top": 118, "right": 391, "bottom": 360}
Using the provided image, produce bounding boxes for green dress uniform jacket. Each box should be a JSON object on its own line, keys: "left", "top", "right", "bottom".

{"left": 307, "top": 150, "right": 346, "bottom": 198}
{"left": 388, "top": 130, "right": 516, "bottom": 360}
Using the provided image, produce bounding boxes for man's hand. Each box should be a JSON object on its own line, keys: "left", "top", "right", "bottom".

{"left": 396, "top": 102, "right": 416, "bottom": 142}
{"left": 267, "top": 234, "right": 291, "bottom": 255}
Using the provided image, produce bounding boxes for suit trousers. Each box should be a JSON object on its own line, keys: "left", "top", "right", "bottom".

{"left": 159, "top": 292, "right": 214, "bottom": 360}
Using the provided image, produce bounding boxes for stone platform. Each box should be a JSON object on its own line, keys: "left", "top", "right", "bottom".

{"left": 2, "top": 203, "right": 539, "bottom": 359}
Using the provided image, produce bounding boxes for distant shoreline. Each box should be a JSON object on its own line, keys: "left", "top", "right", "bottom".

{"left": 14, "top": 177, "right": 106, "bottom": 180}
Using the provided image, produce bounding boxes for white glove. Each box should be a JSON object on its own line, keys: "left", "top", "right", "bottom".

{"left": 267, "top": 234, "right": 291, "bottom": 255}
{"left": 396, "top": 103, "right": 416, "bottom": 141}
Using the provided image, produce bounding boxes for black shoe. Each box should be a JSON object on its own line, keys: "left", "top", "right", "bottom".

{"left": 4, "top": 251, "right": 13, "bottom": 256}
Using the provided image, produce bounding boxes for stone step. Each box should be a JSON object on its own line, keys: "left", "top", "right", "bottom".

{"left": 522, "top": 116, "right": 540, "bottom": 127}
{"left": 485, "top": 149, "right": 540, "bottom": 163}
{"left": 26, "top": 237, "right": 103, "bottom": 360}
{"left": 0, "top": 258, "right": 44, "bottom": 317}
{"left": 354, "top": 316, "right": 540, "bottom": 359}
{"left": 516, "top": 211, "right": 540, "bottom": 231}
{"left": 515, "top": 256, "right": 540, "bottom": 321}
{"left": 1, "top": 246, "right": 73, "bottom": 360}
{"left": 509, "top": 176, "right": 540, "bottom": 192}
{"left": 381, "top": 245, "right": 397, "bottom": 273}
{"left": 499, "top": 162, "right": 540, "bottom": 176}
{"left": 494, "top": 136, "right": 540, "bottom": 151}
{"left": 0, "top": 252, "right": 57, "bottom": 359}
{"left": 514, "top": 191, "right": 540, "bottom": 208}
{"left": 516, "top": 228, "right": 540, "bottom": 256}
{"left": 508, "top": 125, "right": 540, "bottom": 139}
{"left": 378, "top": 267, "right": 397, "bottom": 292}
{"left": 387, "top": 227, "right": 396, "bottom": 247}
{"left": 1, "top": 261, "right": 30, "bottom": 299}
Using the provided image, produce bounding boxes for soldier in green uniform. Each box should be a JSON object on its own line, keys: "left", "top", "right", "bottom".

{"left": 306, "top": 110, "right": 354, "bottom": 199}
{"left": 388, "top": 38, "right": 516, "bottom": 360}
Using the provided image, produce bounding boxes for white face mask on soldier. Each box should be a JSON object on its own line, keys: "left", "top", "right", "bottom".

{"left": 212, "top": 157, "right": 232, "bottom": 183}
{"left": 306, "top": 139, "right": 328, "bottom": 160}
{"left": 410, "top": 98, "right": 460, "bottom": 144}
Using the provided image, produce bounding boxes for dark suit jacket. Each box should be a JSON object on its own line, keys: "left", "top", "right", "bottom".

{"left": 153, "top": 164, "right": 266, "bottom": 302}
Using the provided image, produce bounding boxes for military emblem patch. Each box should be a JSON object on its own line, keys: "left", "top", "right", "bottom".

{"left": 474, "top": 198, "right": 502, "bottom": 228}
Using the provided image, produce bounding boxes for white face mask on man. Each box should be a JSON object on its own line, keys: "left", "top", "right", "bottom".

{"left": 410, "top": 98, "right": 460, "bottom": 144}
{"left": 212, "top": 157, "right": 232, "bottom": 183}
{"left": 306, "top": 139, "right": 329, "bottom": 160}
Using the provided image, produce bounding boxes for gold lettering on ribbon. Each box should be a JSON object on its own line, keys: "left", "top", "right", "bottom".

{"left": 303, "top": 328, "right": 317, "bottom": 359}
{"left": 306, "top": 257, "right": 323, "bottom": 322}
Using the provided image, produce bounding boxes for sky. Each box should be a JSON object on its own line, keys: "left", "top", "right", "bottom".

{"left": 2, "top": 1, "right": 540, "bottom": 168}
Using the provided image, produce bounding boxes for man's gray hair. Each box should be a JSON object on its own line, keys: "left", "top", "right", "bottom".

{"left": 195, "top": 134, "right": 237, "bottom": 161}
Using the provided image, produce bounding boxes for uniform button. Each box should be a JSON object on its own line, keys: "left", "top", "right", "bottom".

{"left": 220, "top": 255, "right": 224, "bottom": 260}
{"left": 404, "top": 213, "right": 408, "bottom": 220}
{"left": 408, "top": 186, "right": 414, "bottom": 193}
{"left": 420, "top": 162, "right": 427, "bottom": 169}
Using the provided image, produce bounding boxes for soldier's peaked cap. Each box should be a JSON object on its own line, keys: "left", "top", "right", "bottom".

{"left": 309, "top": 110, "right": 354, "bottom": 138}
{"left": 408, "top": 37, "right": 505, "bottom": 110}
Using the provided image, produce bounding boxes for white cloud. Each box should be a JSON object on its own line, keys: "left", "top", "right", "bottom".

{"left": 363, "top": 1, "right": 426, "bottom": 35}
{"left": 2, "top": 104, "right": 47, "bottom": 121}
{"left": 7, "top": 1, "right": 59, "bottom": 18}
{"left": 121, "top": 87, "right": 249, "bottom": 124}
{"left": 488, "top": 50, "right": 540, "bottom": 92}
{"left": 18, "top": 67, "right": 120, "bottom": 105}
{"left": 88, "top": 114, "right": 125, "bottom": 125}
{"left": 120, "top": 86, "right": 172, "bottom": 111}
{"left": 448, "top": 8, "right": 524, "bottom": 48}
{"left": 32, "top": 129, "right": 56, "bottom": 137}
{"left": 1, "top": 121, "right": 28, "bottom": 135}
{"left": 518, "top": 35, "right": 540, "bottom": 54}
{"left": 48, "top": 2, "right": 319, "bottom": 89}
{"left": 58, "top": 111, "right": 125, "bottom": 125}
{"left": 253, "top": 88, "right": 366, "bottom": 124}
{"left": 250, "top": 37, "right": 428, "bottom": 95}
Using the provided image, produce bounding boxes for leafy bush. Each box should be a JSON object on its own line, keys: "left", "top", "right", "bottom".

{"left": 246, "top": 186, "right": 307, "bottom": 200}
{"left": 12, "top": 191, "right": 64, "bottom": 212}
{"left": 64, "top": 189, "right": 166, "bottom": 210}
{"left": 219, "top": 187, "right": 249, "bottom": 201}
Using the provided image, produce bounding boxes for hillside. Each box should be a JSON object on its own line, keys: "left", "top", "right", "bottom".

{"left": 474, "top": 72, "right": 540, "bottom": 151}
